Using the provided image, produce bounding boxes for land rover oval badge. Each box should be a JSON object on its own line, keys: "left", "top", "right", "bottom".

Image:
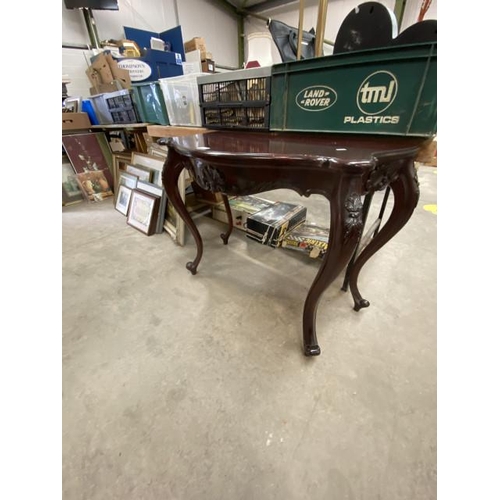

{"left": 296, "top": 85, "right": 337, "bottom": 112}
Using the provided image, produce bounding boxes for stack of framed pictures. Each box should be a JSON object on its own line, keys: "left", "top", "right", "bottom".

{"left": 113, "top": 154, "right": 168, "bottom": 236}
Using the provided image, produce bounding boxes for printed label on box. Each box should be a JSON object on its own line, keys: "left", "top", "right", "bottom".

{"left": 117, "top": 59, "right": 152, "bottom": 82}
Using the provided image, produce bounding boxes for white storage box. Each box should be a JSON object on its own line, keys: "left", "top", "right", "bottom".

{"left": 87, "top": 94, "right": 113, "bottom": 124}
{"left": 159, "top": 73, "right": 203, "bottom": 126}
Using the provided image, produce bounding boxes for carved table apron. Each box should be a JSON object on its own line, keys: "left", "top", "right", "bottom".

{"left": 162, "top": 131, "right": 425, "bottom": 356}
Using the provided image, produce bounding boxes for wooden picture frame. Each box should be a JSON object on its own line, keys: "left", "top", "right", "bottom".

{"left": 125, "top": 164, "right": 153, "bottom": 182}
{"left": 62, "top": 132, "right": 114, "bottom": 190}
{"left": 130, "top": 152, "right": 165, "bottom": 186}
{"left": 75, "top": 170, "right": 114, "bottom": 203}
{"left": 115, "top": 185, "right": 133, "bottom": 216}
{"left": 112, "top": 152, "right": 132, "bottom": 184}
{"left": 136, "top": 180, "right": 167, "bottom": 234}
{"left": 118, "top": 171, "right": 139, "bottom": 190}
{"left": 127, "top": 190, "right": 160, "bottom": 236}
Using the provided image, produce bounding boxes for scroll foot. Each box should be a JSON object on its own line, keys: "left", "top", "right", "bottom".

{"left": 186, "top": 262, "right": 198, "bottom": 275}
{"left": 304, "top": 344, "right": 321, "bottom": 356}
{"left": 353, "top": 299, "right": 370, "bottom": 312}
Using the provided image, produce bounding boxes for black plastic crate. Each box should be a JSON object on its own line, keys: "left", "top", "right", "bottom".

{"left": 201, "top": 105, "right": 269, "bottom": 129}
{"left": 104, "top": 89, "right": 139, "bottom": 124}
{"left": 198, "top": 67, "right": 271, "bottom": 130}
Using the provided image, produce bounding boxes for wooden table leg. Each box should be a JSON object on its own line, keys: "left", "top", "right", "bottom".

{"left": 162, "top": 150, "right": 204, "bottom": 275}
{"left": 303, "top": 184, "right": 365, "bottom": 356}
{"left": 220, "top": 194, "right": 233, "bottom": 245}
{"left": 349, "top": 159, "right": 420, "bottom": 311}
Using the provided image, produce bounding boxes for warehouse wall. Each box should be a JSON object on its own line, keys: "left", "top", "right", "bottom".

{"left": 243, "top": 0, "right": 437, "bottom": 65}
{"left": 62, "top": 0, "right": 239, "bottom": 98}
{"left": 62, "top": 0, "right": 437, "bottom": 98}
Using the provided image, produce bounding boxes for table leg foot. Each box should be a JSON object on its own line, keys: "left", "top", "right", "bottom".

{"left": 353, "top": 299, "right": 370, "bottom": 311}
{"left": 304, "top": 344, "right": 321, "bottom": 356}
{"left": 186, "top": 262, "right": 198, "bottom": 275}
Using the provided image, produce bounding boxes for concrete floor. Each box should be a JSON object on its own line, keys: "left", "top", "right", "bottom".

{"left": 62, "top": 166, "right": 437, "bottom": 500}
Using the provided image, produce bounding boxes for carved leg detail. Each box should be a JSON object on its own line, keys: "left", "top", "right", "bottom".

{"left": 341, "top": 191, "right": 374, "bottom": 292}
{"left": 220, "top": 194, "right": 233, "bottom": 245}
{"left": 162, "top": 151, "right": 203, "bottom": 275}
{"left": 349, "top": 161, "right": 420, "bottom": 311}
{"left": 303, "top": 188, "right": 364, "bottom": 356}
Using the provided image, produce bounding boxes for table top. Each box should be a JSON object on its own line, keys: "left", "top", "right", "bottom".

{"left": 167, "top": 130, "right": 429, "bottom": 167}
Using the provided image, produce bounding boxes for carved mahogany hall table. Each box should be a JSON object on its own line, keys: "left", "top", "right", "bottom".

{"left": 161, "top": 130, "right": 427, "bottom": 356}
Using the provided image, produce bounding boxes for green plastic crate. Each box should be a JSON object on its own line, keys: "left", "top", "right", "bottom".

{"left": 270, "top": 42, "right": 436, "bottom": 137}
{"left": 131, "top": 81, "right": 170, "bottom": 125}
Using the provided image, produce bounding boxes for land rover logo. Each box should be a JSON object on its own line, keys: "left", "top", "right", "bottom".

{"left": 117, "top": 59, "right": 152, "bottom": 81}
{"left": 356, "top": 71, "right": 398, "bottom": 115}
{"left": 296, "top": 85, "right": 337, "bottom": 112}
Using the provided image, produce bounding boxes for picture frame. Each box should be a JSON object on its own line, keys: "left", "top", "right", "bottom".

{"left": 74, "top": 170, "right": 114, "bottom": 203}
{"left": 63, "top": 96, "right": 81, "bottom": 113}
{"left": 127, "top": 190, "right": 160, "bottom": 236}
{"left": 119, "top": 171, "right": 139, "bottom": 190}
{"left": 62, "top": 157, "right": 84, "bottom": 206}
{"left": 164, "top": 168, "right": 195, "bottom": 246}
{"left": 62, "top": 132, "right": 114, "bottom": 190}
{"left": 136, "top": 179, "right": 167, "bottom": 234}
{"left": 131, "top": 152, "right": 165, "bottom": 186}
{"left": 115, "top": 185, "right": 132, "bottom": 216}
{"left": 112, "top": 152, "right": 132, "bottom": 182}
{"left": 125, "top": 164, "right": 153, "bottom": 182}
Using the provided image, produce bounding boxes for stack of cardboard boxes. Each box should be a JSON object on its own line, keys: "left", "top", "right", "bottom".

{"left": 184, "top": 37, "right": 215, "bottom": 73}
{"left": 86, "top": 52, "right": 132, "bottom": 95}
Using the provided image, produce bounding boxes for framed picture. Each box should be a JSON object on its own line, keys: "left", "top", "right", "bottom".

{"left": 112, "top": 152, "right": 132, "bottom": 184}
{"left": 131, "top": 152, "right": 165, "bottom": 186}
{"left": 136, "top": 180, "right": 167, "bottom": 234}
{"left": 164, "top": 168, "right": 194, "bottom": 246}
{"left": 127, "top": 190, "right": 160, "bottom": 236}
{"left": 75, "top": 170, "right": 114, "bottom": 202}
{"left": 62, "top": 132, "right": 114, "bottom": 189}
{"left": 62, "top": 157, "right": 84, "bottom": 206}
{"left": 63, "top": 96, "right": 81, "bottom": 113}
{"left": 125, "top": 164, "right": 153, "bottom": 182}
{"left": 119, "top": 171, "right": 139, "bottom": 190}
{"left": 115, "top": 185, "right": 132, "bottom": 216}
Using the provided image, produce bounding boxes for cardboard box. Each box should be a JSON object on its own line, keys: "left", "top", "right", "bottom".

{"left": 87, "top": 52, "right": 132, "bottom": 89}
{"left": 184, "top": 37, "right": 206, "bottom": 54}
{"left": 185, "top": 48, "right": 212, "bottom": 64}
{"left": 62, "top": 112, "right": 91, "bottom": 131}
{"left": 89, "top": 80, "right": 125, "bottom": 95}
{"left": 246, "top": 202, "right": 307, "bottom": 247}
{"left": 201, "top": 60, "right": 215, "bottom": 73}
{"left": 212, "top": 195, "right": 275, "bottom": 231}
{"left": 281, "top": 222, "right": 329, "bottom": 259}
{"left": 416, "top": 137, "right": 437, "bottom": 165}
